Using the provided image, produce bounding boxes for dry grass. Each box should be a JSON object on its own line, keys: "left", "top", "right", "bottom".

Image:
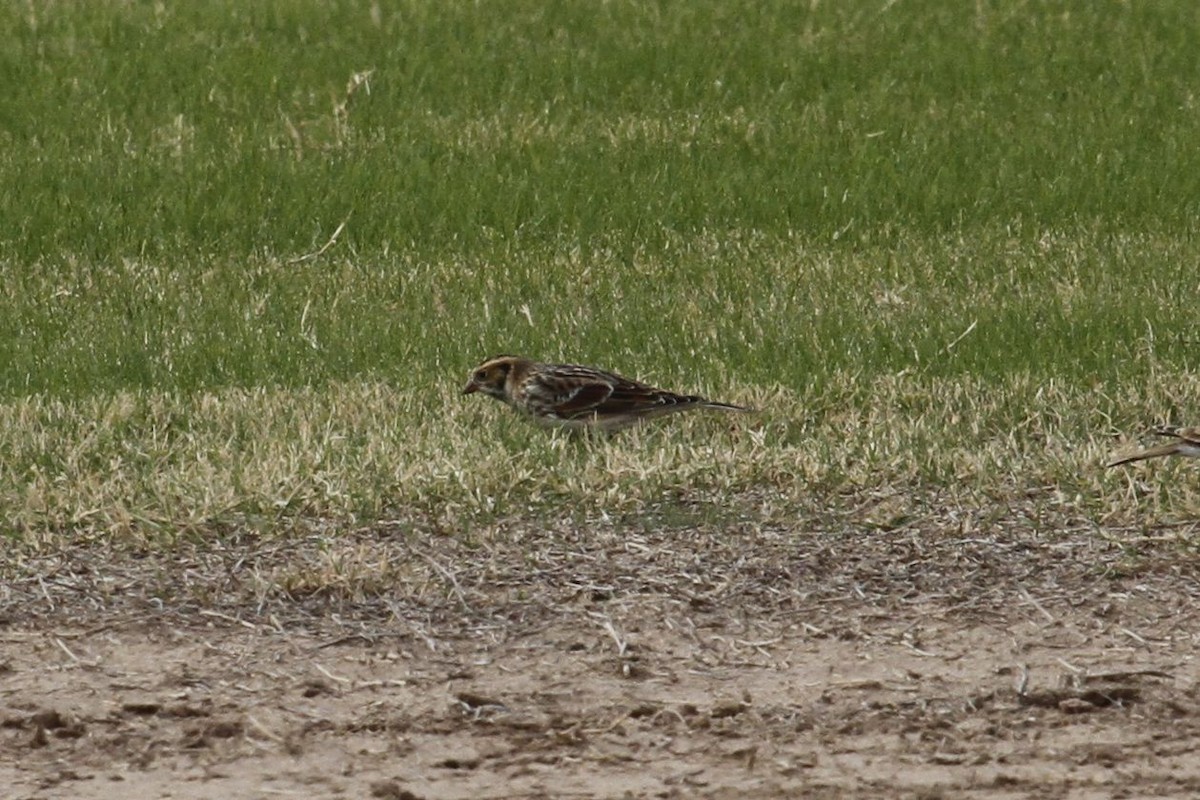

{"left": 5, "top": 459, "right": 1200, "bottom": 629}
{"left": 2, "top": 368, "right": 1198, "bottom": 560}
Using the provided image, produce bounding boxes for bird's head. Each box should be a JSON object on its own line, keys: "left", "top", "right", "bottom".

{"left": 463, "top": 355, "right": 525, "bottom": 401}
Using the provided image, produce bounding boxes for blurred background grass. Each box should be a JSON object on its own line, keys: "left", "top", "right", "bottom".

{"left": 2, "top": 0, "right": 1197, "bottom": 397}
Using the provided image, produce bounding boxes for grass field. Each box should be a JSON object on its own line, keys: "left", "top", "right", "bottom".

{"left": 2, "top": 0, "right": 1199, "bottom": 544}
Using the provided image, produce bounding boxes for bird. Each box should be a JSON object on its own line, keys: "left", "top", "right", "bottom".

{"left": 1106, "top": 426, "right": 1200, "bottom": 467}
{"left": 462, "top": 354, "right": 751, "bottom": 431}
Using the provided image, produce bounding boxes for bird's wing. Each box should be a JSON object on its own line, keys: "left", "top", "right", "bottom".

{"left": 554, "top": 381, "right": 618, "bottom": 416}
{"left": 526, "top": 363, "right": 741, "bottom": 423}
{"left": 521, "top": 370, "right": 615, "bottom": 418}
{"left": 599, "top": 377, "right": 705, "bottom": 416}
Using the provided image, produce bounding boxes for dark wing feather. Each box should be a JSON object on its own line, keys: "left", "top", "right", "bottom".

{"left": 567, "top": 368, "right": 722, "bottom": 421}
{"left": 553, "top": 382, "right": 616, "bottom": 415}
{"left": 598, "top": 379, "right": 707, "bottom": 416}
{"left": 523, "top": 362, "right": 747, "bottom": 425}
{"left": 520, "top": 368, "right": 615, "bottom": 419}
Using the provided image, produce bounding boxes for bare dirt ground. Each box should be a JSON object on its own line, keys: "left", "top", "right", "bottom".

{"left": 4, "top": 496, "right": 1200, "bottom": 799}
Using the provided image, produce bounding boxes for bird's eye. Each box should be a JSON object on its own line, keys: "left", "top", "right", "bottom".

{"left": 474, "top": 369, "right": 488, "bottom": 382}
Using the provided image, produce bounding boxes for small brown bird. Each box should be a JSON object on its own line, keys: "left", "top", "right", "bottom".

{"left": 462, "top": 355, "right": 750, "bottom": 431}
{"left": 1106, "top": 426, "right": 1200, "bottom": 467}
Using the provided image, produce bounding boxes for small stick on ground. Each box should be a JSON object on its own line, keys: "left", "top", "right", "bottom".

{"left": 410, "top": 547, "right": 472, "bottom": 612}
{"left": 1017, "top": 586, "right": 1056, "bottom": 623}
{"left": 590, "top": 614, "right": 628, "bottom": 658}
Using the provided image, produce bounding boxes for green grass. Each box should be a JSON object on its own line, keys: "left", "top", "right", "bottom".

{"left": 4, "top": 0, "right": 1199, "bottom": 268}
{"left": 0, "top": 229, "right": 1195, "bottom": 397}
{"left": 1, "top": 0, "right": 1199, "bottom": 545}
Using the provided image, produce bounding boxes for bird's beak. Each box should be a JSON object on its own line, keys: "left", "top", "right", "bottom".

{"left": 462, "top": 381, "right": 478, "bottom": 395}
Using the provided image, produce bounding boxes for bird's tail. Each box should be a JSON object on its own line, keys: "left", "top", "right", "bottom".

{"left": 701, "top": 400, "right": 754, "bottom": 413}
{"left": 1106, "top": 443, "right": 1185, "bottom": 468}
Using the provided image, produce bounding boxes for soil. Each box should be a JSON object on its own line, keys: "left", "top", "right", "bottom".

{"left": 3, "top": 501, "right": 1200, "bottom": 799}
